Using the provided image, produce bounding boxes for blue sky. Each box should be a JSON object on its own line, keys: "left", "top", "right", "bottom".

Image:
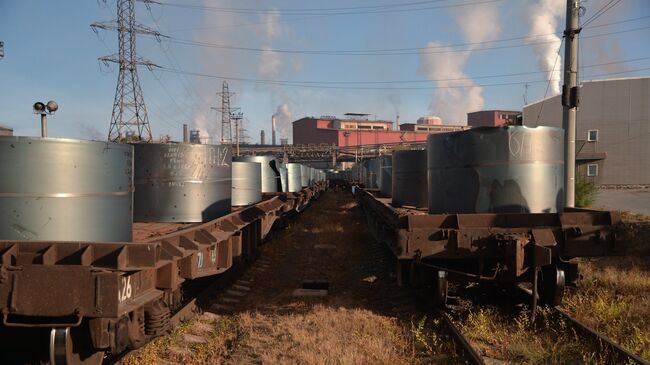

{"left": 1, "top": 0, "right": 648, "bottom": 143}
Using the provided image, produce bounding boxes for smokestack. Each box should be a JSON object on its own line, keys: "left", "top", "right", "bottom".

{"left": 183, "top": 124, "right": 189, "bottom": 143}
{"left": 396, "top": 114, "right": 400, "bottom": 128}
{"left": 261, "top": 130, "right": 265, "bottom": 145}
{"left": 271, "top": 115, "right": 277, "bottom": 145}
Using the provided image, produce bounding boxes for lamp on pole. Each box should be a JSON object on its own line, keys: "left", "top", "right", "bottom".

{"left": 33, "top": 100, "right": 59, "bottom": 137}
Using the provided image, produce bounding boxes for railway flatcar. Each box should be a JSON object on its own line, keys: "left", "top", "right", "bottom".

{"left": 354, "top": 126, "right": 623, "bottom": 308}
{"left": 0, "top": 135, "right": 327, "bottom": 365}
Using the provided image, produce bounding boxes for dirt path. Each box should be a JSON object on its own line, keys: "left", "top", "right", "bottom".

{"left": 121, "top": 191, "right": 455, "bottom": 365}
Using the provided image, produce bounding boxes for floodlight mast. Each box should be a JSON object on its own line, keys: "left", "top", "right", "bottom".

{"left": 33, "top": 100, "right": 58, "bottom": 138}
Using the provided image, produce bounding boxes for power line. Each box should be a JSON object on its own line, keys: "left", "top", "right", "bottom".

{"left": 159, "top": 65, "right": 650, "bottom": 91}
{"left": 146, "top": 0, "right": 455, "bottom": 13}
{"left": 143, "top": 0, "right": 505, "bottom": 17}
{"left": 164, "top": 10, "right": 648, "bottom": 34}
{"left": 157, "top": 55, "right": 650, "bottom": 86}
{"left": 582, "top": 0, "right": 623, "bottom": 27}
{"left": 151, "top": 23, "right": 650, "bottom": 57}
{"left": 143, "top": 4, "right": 211, "bottom": 109}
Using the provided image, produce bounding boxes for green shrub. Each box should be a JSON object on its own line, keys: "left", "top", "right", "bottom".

{"left": 575, "top": 176, "right": 598, "bottom": 207}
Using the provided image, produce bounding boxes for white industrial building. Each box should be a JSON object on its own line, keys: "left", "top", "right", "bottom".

{"left": 523, "top": 76, "right": 650, "bottom": 186}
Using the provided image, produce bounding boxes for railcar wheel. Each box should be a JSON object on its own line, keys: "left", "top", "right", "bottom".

{"left": 50, "top": 328, "right": 104, "bottom": 365}
{"left": 538, "top": 264, "right": 566, "bottom": 306}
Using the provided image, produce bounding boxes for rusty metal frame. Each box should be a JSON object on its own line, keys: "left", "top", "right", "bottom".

{"left": 0, "top": 185, "right": 323, "bottom": 340}
{"left": 355, "top": 188, "right": 623, "bottom": 283}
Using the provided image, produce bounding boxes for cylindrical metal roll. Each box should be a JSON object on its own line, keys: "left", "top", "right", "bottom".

{"left": 378, "top": 155, "right": 392, "bottom": 197}
{"left": 361, "top": 160, "right": 369, "bottom": 187}
{"left": 286, "top": 163, "right": 303, "bottom": 192}
{"left": 0, "top": 136, "right": 133, "bottom": 242}
{"left": 231, "top": 162, "right": 262, "bottom": 206}
{"left": 365, "top": 158, "right": 380, "bottom": 188}
{"left": 300, "top": 165, "right": 310, "bottom": 187}
{"left": 392, "top": 150, "right": 428, "bottom": 208}
{"left": 234, "top": 155, "right": 282, "bottom": 193}
{"left": 279, "top": 165, "right": 288, "bottom": 192}
{"left": 309, "top": 167, "right": 316, "bottom": 185}
{"left": 133, "top": 143, "right": 231, "bottom": 222}
{"left": 427, "top": 126, "right": 565, "bottom": 214}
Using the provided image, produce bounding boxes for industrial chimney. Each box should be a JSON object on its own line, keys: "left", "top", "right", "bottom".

{"left": 182, "top": 124, "right": 189, "bottom": 143}
{"left": 271, "top": 115, "right": 277, "bottom": 146}
{"left": 260, "top": 130, "right": 265, "bottom": 145}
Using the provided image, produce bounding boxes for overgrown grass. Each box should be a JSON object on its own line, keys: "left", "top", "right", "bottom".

{"left": 461, "top": 307, "right": 591, "bottom": 364}
{"left": 121, "top": 307, "right": 443, "bottom": 365}
{"left": 458, "top": 306, "right": 605, "bottom": 364}
{"left": 563, "top": 260, "right": 650, "bottom": 360}
{"left": 120, "top": 314, "right": 239, "bottom": 365}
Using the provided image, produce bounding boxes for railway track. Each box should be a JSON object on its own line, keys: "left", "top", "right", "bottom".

{"left": 518, "top": 287, "right": 649, "bottom": 365}
{"left": 114, "top": 191, "right": 478, "bottom": 364}
{"left": 419, "top": 284, "right": 650, "bottom": 365}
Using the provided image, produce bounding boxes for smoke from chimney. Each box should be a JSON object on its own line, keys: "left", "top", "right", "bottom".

{"left": 527, "top": 0, "right": 564, "bottom": 95}
{"left": 418, "top": 3, "right": 501, "bottom": 124}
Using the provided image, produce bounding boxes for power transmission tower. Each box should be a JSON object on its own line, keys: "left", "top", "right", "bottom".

{"left": 212, "top": 81, "right": 240, "bottom": 145}
{"left": 92, "top": 0, "right": 163, "bottom": 142}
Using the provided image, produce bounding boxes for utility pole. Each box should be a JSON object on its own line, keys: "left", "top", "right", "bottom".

{"left": 562, "top": 0, "right": 581, "bottom": 208}
{"left": 92, "top": 0, "right": 163, "bottom": 142}
{"left": 232, "top": 111, "right": 243, "bottom": 156}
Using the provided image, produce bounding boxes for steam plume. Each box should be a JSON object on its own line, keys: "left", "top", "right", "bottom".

{"left": 273, "top": 103, "right": 292, "bottom": 141}
{"left": 418, "top": 4, "right": 501, "bottom": 124}
{"left": 527, "top": 0, "right": 564, "bottom": 95}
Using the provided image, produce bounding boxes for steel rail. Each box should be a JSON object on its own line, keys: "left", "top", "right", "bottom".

{"left": 554, "top": 306, "right": 649, "bottom": 365}
{"left": 518, "top": 287, "right": 649, "bottom": 365}
{"left": 435, "top": 309, "right": 485, "bottom": 365}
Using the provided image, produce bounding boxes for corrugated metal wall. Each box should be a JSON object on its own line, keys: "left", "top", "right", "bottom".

{"left": 523, "top": 77, "right": 650, "bottom": 186}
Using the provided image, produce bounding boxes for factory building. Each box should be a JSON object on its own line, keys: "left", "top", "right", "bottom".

{"left": 399, "top": 115, "right": 470, "bottom": 133}
{"left": 0, "top": 126, "right": 13, "bottom": 136}
{"left": 523, "top": 77, "right": 650, "bottom": 186}
{"left": 293, "top": 113, "right": 466, "bottom": 146}
{"left": 467, "top": 110, "right": 521, "bottom": 127}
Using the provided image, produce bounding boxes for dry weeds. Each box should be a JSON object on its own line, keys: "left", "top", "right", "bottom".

{"left": 456, "top": 305, "right": 604, "bottom": 364}
{"left": 562, "top": 259, "right": 650, "bottom": 360}
{"left": 560, "top": 211, "right": 650, "bottom": 360}
{"left": 121, "top": 303, "right": 450, "bottom": 365}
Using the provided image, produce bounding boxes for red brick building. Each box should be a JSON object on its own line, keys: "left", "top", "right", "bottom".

{"left": 292, "top": 114, "right": 467, "bottom": 146}
{"left": 467, "top": 110, "right": 521, "bottom": 127}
